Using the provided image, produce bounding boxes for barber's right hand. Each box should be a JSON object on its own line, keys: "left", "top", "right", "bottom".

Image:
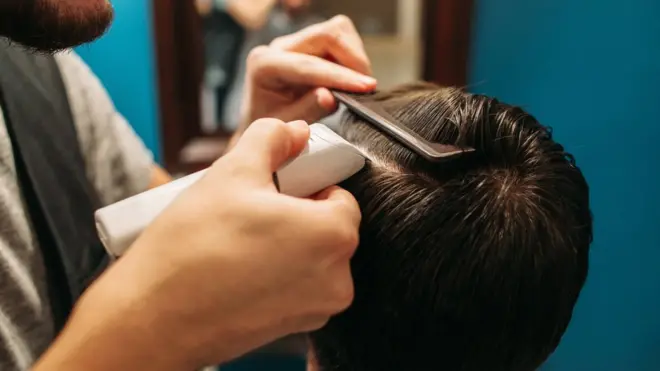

{"left": 35, "top": 119, "right": 360, "bottom": 371}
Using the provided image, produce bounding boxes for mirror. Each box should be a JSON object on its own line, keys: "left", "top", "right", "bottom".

{"left": 152, "top": 0, "right": 472, "bottom": 175}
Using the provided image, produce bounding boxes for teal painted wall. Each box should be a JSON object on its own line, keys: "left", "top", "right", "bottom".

{"left": 76, "top": 0, "right": 162, "bottom": 162}
{"left": 470, "top": 1, "right": 660, "bottom": 370}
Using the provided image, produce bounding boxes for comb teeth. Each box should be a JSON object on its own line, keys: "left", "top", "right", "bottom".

{"left": 330, "top": 90, "right": 475, "bottom": 162}
{"left": 428, "top": 143, "right": 476, "bottom": 155}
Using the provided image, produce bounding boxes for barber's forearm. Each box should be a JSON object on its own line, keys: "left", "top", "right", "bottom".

{"left": 32, "top": 266, "right": 191, "bottom": 371}
{"left": 33, "top": 329, "right": 184, "bottom": 371}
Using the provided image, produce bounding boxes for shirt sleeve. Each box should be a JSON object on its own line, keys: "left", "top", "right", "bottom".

{"left": 53, "top": 51, "right": 155, "bottom": 207}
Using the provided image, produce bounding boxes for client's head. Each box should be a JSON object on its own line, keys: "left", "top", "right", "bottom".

{"left": 309, "top": 82, "right": 592, "bottom": 371}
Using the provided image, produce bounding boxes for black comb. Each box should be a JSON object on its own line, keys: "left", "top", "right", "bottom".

{"left": 331, "top": 90, "right": 475, "bottom": 162}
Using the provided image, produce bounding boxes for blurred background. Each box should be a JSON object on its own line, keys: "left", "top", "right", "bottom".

{"left": 75, "top": 0, "right": 660, "bottom": 370}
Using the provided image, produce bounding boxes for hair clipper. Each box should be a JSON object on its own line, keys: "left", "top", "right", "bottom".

{"left": 94, "top": 123, "right": 366, "bottom": 258}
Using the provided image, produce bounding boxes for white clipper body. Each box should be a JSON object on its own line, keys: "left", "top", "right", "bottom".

{"left": 94, "top": 123, "right": 366, "bottom": 258}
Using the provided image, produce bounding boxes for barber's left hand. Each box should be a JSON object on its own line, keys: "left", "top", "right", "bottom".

{"left": 239, "top": 15, "right": 376, "bottom": 130}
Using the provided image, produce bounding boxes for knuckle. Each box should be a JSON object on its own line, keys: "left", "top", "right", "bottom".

{"left": 328, "top": 209, "right": 360, "bottom": 248}
{"left": 333, "top": 281, "right": 355, "bottom": 311}
{"left": 246, "top": 45, "right": 270, "bottom": 68}
{"left": 297, "top": 55, "right": 317, "bottom": 71}
{"left": 319, "top": 28, "right": 340, "bottom": 47}
{"left": 315, "top": 215, "right": 359, "bottom": 260}
{"left": 339, "top": 222, "right": 359, "bottom": 247}
{"left": 251, "top": 118, "right": 289, "bottom": 142}
{"left": 264, "top": 119, "right": 291, "bottom": 143}
{"left": 269, "top": 36, "right": 286, "bottom": 49}
{"left": 290, "top": 58, "right": 316, "bottom": 81}
{"left": 308, "top": 23, "right": 331, "bottom": 40}
{"left": 251, "top": 117, "right": 287, "bottom": 133}
{"left": 328, "top": 219, "right": 359, "bottom": 254}
{"left": 331, "top": 14, "right": 353, "bottom": 28}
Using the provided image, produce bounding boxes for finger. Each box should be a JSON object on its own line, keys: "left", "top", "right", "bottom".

{"left": 273, "top": 88, "right": 338, "bottom": 124}
{"left": 227, "top": 118, "right": 310, "bottom": 181}
{"left": 270, "top": 15, "right": 372, "bottom": 76}
{"left": 312, "top": 186, "right": 362, "bottom": 227}
{"left": 285, "top": 120, "right": 311, "bottom": 158}
{"left": 315, "top": 88, "right": 338, "bottom": 113}
{"left": 251, "top": 50, "right": 377, "bottom": 92}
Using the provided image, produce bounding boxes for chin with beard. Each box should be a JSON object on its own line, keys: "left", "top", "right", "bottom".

{"left": 0, "top": 0, "right": 114, "bottom": 53}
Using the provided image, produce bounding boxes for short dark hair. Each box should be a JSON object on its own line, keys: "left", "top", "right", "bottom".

{"left": 309, "top": 82, "right": 593, "bottom": 371}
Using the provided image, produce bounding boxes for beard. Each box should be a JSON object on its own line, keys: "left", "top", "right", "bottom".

{"left": 0, "top": 0, "right": 114, "bottom": 53}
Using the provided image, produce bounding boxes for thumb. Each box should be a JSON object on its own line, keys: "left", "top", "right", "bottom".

{"left": 275, "top": 88, "right": 338, "bottom": 123}
{"left": 226, "top": 118, "right": 310, "bottom": 181}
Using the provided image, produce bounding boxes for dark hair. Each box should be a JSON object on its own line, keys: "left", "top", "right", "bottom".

{"left": 309, "top": 82, "right": 592, "bottom": 371}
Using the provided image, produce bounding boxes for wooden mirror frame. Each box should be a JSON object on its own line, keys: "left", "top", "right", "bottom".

{"left": 422, "top": 0, "right": 475, "bottom": 86}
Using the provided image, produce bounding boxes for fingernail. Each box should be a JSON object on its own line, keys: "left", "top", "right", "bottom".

{"left": 359, "top": 75, "right": 377, "bottom": 86}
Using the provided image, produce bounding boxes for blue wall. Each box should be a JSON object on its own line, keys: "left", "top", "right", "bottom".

{"left": 75, "top": 0, "right": 162, "bottom": 162}
{"left": 470, "top": 1, "right": 660, "bottom": 370}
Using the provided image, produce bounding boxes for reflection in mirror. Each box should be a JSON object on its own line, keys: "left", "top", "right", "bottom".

{"left": 197, "top": 0, "right": 422, "bottom": 138}
{"left": 153, "top": 0, "right": 471, "bottom": 181}
{"left": 198, "top": 0, "right": 325, "bottom": 135}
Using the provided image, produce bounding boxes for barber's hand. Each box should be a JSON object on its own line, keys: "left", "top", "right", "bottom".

{"left": 35, "top": 119, "right": 360, "bottom": 371}
{"left": 238, "top": 15, "right": 376, "bottom": 131}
